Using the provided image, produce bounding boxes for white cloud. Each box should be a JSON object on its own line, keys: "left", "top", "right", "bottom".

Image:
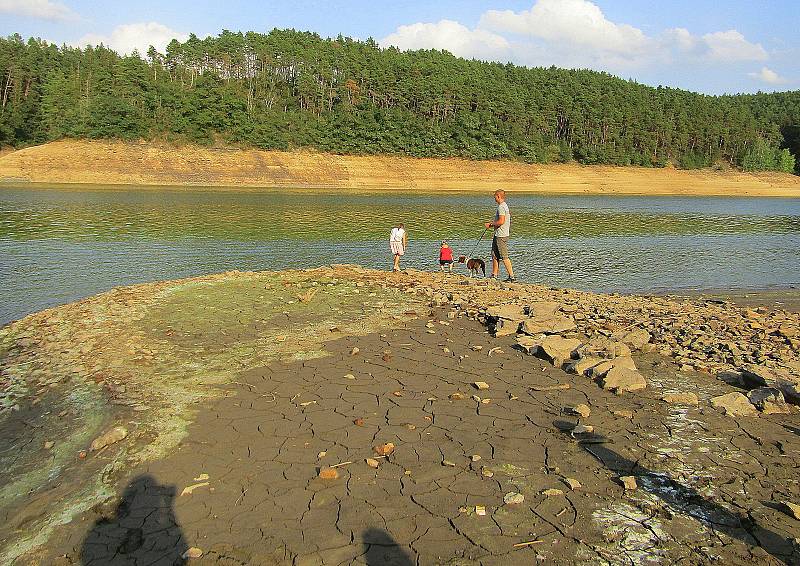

{"left": 479, "top": 0, "right": 652, "bottom": 56}
{"left": 748, "top": 66, "right": 787, "bottom": 85}
{"left": 702, "top": 30, "right": 768, "bottom": 62}
{"left": 0, "top": 0, "right": 77, "bottom": 21}
{"left": 77, "top": 22, "right": 189, "bottom": 56}
{"left": 380, "top": 0, "right": 776, "bottom": 90}
{"left": 381, "top": 19, "right": 510, "bottom": 61}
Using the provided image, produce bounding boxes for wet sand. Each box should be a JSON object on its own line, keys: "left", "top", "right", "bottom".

{"left": 2, "top": 268, "right": 799, "bottom": 565}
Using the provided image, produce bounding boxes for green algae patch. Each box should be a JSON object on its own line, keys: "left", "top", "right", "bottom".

{"left": 0, "top": 266, "right": 423, "bottom": 563}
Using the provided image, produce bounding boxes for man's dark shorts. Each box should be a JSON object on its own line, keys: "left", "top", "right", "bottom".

{"left": 492, "top": 236, "right": 509, "bottom": 260}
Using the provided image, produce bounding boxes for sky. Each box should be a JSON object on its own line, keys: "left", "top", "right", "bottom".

{"left": 1, "top": 0, "right": 798, "bottom": 95}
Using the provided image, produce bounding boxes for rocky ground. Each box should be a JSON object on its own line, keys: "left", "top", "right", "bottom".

{"left": 1, "top": 266, "right": 799, "bottom": 565}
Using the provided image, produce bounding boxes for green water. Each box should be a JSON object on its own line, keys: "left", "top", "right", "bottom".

{"left": 1, "top": 185, "right": 799, "bottom": 324}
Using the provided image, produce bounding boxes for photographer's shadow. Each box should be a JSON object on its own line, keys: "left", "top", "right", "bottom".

{"left": 81, "top": 474, "right": 188, "bottom": 565}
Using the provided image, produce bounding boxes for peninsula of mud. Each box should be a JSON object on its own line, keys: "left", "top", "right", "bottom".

{"left": 1, "top": 266, "right": 799, "bottom": 565}
{"left": 3, "top": 140, "right": 800, "bottom": 197}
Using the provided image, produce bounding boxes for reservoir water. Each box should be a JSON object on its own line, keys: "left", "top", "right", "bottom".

{"left": 1, "top": 185, "right": 799, "bottom": 325}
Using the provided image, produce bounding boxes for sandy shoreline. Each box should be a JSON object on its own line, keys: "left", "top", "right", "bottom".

{"left": 2, "top": 140, "right": 800, "bottom": 197}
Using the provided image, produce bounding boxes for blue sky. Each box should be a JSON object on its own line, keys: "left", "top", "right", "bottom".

{"left": 2, "top": 0, "right": 798, "bottom": 95}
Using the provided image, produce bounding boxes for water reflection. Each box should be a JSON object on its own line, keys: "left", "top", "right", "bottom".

{"left": 1, "top": 186, "right": 799, "bottom": 324}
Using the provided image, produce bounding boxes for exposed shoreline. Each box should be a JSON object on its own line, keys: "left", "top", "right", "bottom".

{"left": 2, "top": 266, "right": 799, "bottom": 564}
{"left": 2, "top": 140, "right": 800, "bottom": 197}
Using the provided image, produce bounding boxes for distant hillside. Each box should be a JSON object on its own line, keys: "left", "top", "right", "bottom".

{"left": 0, "top": 29, "right": 799, "bottom": 173}
{"left": 2, "top": 140, "right": 800, "bottom": 196}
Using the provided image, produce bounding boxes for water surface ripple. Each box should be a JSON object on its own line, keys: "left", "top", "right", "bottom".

{"left": 1, "top": 186, "right": 799, "bottom": 324}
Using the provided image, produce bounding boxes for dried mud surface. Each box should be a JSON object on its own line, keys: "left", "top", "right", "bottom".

{"left": 1, "top": 267, "right": 800, "bottom": 565}
{"left": 2, "top": 140, "right": 800, "bottom": 196}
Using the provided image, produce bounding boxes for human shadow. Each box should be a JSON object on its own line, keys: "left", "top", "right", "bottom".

{"left": 362, "top": 527, "right": 415, "bottom": 566}
{"left": 81, "top": 474, "right": 188, "bottom": 565}
{"left": 580, "top": 442, "right": 798, "bottom": 565}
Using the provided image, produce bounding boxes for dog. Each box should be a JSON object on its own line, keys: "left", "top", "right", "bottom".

{"left": 466, "top": 258, "right": 486, "bottom": 277}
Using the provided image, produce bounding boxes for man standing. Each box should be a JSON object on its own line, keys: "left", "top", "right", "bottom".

{"left": 484, "top": 189, "right": 516, "bottom": 282}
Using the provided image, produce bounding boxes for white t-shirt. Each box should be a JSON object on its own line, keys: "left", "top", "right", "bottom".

{"left": 390, "top": 227, "right": 406, "bottom": 242}
{"left": 495, "top": 202, "right": 510, "bottom": 237}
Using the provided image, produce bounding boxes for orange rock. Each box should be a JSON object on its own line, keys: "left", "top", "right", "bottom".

{"left": 319, "top": 468, "right": 339, "bottom": 479}
{"left": 373, "top": 442, "right": 395, "bottom": 456}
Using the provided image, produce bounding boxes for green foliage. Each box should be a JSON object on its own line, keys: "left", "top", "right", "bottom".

{"left": 0, "top": 30, "right": 798, "bottom": 174}
{"left": 777, "top": 148, "right": 796, "bottom": 173}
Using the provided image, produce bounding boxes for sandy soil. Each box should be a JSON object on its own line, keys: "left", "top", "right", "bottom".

{"left": 2, "top": 140, "right": 800, "bottom": 196}
{"left": 2, "top": 267, "right": 799, "bottom": 565}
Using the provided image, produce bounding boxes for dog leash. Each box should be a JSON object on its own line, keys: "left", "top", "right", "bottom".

{"left": 467, "top": 227, "right": 489, "bottom": 259}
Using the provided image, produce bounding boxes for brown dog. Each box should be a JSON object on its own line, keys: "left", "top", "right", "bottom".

{"left": 466, "top": 258, "right": 486, "bottom": 277}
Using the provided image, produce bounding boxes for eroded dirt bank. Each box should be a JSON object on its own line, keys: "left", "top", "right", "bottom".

{"left": 1, "top": 266, "right": 800, "bottom": 565}
{"left": 2, "top": 140, "right": 800, "bottom": 196}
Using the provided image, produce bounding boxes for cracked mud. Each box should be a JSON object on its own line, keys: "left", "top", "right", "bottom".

{"left": 2, "top": 267, "right": 799, "bottom": 565}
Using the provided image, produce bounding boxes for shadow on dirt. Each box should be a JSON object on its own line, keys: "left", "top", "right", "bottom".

{"left": 81, "top": 474, "right": 188, "bottom": 565}
{"left": 362, "top": 527, "right": 415, "bottom": 565}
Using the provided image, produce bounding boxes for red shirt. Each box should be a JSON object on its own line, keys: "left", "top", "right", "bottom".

{"left": 439, "top": 246, "right": 453, "bottom": 261}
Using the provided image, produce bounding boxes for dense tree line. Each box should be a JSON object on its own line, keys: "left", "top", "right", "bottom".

{"left": 1, "top": 29, "right": 798, "bottom": 173}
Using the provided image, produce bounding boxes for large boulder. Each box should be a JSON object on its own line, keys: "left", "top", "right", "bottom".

{"left": 601, "top": 367, "right": 647, "bottom": 394}
{"left": 538, "top": 336, "right": 582, "bottom": 367}
{"left": 710, "top": 392, "right": 758, "bottom": 417}
{"left": 517, "top": 335, "right": 581, "bottom": 367}
{"left": 741, "top": 364, "right": 800, "bottom": 405}
{"left": 521, "top": 315, "right": 577, "bottom": 335}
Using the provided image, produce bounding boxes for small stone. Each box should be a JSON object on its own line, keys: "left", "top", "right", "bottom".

{"left": 449, "top": 392, "right": 465, "bottom": 400}
{"left": 482, "top": 468, "right": 494, "bottom": 478}
{"left": 350, "top": 347, "right": 360, "bottom": 356}
{"left": 612, "top": 410, "right": 633, "bottom": 418}
{"left": 475, "top": 505, "right": 487, "bottom": 516}
{"left": 318, "top": 451, "right": 327, "bottom": 458}
{"left": 471, "top": 454, "right": 482, "bottom": 462}
{"left": 426, "top": 329, "right": 436, "bottom": 334}
{"left": 392, "top": 391, "right": 404, "bottom": 397}
{"left": 504, "top": 492, "right": 525, "bottom": 504}
{"left": 564, "top": 478, "right": 582, "bottom": 490}
{"left": 353, "top": 418, "right": 365, "bottom": 426}
{"left": 620, "top": 476, "right": 638, "bottom": 490}
{"left": 403, "top": 423, "right": 417, "bottom": 430}
{"left": 481, "top": 398, "right": 491, "bottom": 404}
{"left": 662, "top": 392, "right": 699, "bottom": 405}
{"left": 90, "top": 427, "right": 128, "bottom": 451}
{"left": 44, "top": 441, "right": 55, "bottom": 450}
{"left": 473, "top": 381, "right": 490, "bottom": 390}
{"left": 344, "top": 374, "right": 356, "bottom": 380}
{"left": 78, "top": 450, "right": 87, "bottom": 459}
{"left": 442, "top": 460, "right": 456, "bottom": 467}
{"left": 471, "top": 345, "right": 483, "bottom": 351}
{"left": 182, "top": 547, "right": 203, "bottom": 559}
{"left": 366, "top": 458, "right": 380, "bottom": 469}
{"left": 319, "top": 468, "right": 339, "bottom": 479}
{"left": 570, "top": 404, "right": 591, "bottom": 418}
{"left": 426, "top": 322, "right": 435, "bottom": 328}
{"left": 571, "top": 423, "right": 594, "bottom": 435}
{"left": 541, "top": 489, "right": 564, "bottom": 497}
{"left": 373, "top": 443, "right": 395, "bottom": 456}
